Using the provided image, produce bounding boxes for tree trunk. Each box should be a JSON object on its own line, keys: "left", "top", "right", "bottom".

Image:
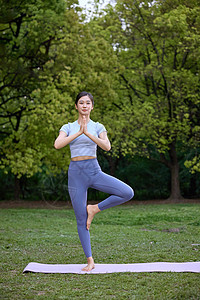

{"left": 107, "top": 155, "right": 120, "bottom": 176}
{"left": 14, "top": 176, "right": 21, "bottom": 201}
{"left": 168, "top": 142, "right": 183, "bottom": 202}
{"left": 108, "top": 156, "right": 116, "bottom": 176}
{"left": 169, "top": 161, "right": 183, "bottom": 201}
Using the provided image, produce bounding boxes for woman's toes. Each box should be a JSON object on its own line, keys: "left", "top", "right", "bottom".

{"left": 82, "top": 263, "right": 95, "bottom": 272}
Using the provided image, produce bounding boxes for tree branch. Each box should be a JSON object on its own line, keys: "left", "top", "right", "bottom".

{"left": 120, "top": 74, "right": 143, "bottom": 100}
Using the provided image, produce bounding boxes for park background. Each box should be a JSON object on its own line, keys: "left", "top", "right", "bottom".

{"left": 1, "top": 2, "right": 200, "bottom": 299}
{"left": 0, "top": 0, "right": 200, "bottom": 203}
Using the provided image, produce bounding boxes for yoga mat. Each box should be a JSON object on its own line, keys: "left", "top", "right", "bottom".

{"left": 23, "top": 262, "right": 200, "bottom": 274}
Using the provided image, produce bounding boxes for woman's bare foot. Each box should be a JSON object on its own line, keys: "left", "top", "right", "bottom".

{"left": 82, "top": 257, "right": 95, "bottom": 272}
{"left": 87, "top": 204, "right": 100, "bottom": 230}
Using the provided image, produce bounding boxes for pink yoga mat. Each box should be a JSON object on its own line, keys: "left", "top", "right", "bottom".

{"left": 23, "top": 262, "right": 200, "bottom": 274}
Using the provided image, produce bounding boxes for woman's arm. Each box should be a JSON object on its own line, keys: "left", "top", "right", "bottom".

{"left": 86, "top": 130, "right": 111, "bottom": 151}
{"left": 55, "top": 117, "right": 111, "bottom": 151}
{"left": 80, "top": 116, "right": 111, "bottom": 151}
{"left": 54, "top": 130, "right": 82, "bottom": 149}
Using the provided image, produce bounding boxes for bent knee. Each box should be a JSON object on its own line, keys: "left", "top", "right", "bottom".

{"left": 124, "top": 186, "right": 134, "bottom": 201}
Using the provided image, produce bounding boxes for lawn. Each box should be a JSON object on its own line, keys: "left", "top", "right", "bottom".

{"left": 0, "top": 203, "right": 200, "bottom": 299}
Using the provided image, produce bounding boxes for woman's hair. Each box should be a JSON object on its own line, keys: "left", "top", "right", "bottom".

{"left": 75, "top": 91, "right": 94, "bottom": 106}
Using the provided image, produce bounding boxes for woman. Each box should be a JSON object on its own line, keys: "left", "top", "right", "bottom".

{"left": 54, "top": 91, "right": 134, "bottom": 271}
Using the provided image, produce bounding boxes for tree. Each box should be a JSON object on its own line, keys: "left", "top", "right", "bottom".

{"left": 0, "top": 0, "right": 78, "bottom": 198}
{"left": 95, "top": 0, "right": 200, "bottom": 200}
{"left": 0, "top": 0, "right": 118, "bottom": 199}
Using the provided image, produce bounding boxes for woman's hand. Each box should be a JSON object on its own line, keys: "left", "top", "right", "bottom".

{"left": 80, "top": 116, "right": 111, "bottom": 151}
{"left": 55, "top": 119, "right": 86, "bottom": 149}
{"left": 79, "top": 116, "right": 88, "bottom": 135}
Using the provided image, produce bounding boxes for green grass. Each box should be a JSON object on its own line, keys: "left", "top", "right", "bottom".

{"left": 0, "top": 203, "right": 200, "bottom": 299}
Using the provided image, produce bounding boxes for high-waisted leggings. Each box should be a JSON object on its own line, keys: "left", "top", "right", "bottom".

{"left": 68, "top": 158, "right": 134, "bottom": 258}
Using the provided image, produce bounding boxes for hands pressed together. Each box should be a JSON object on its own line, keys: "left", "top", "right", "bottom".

{"left": 79, "top": 116, "right": 88, "bottom": 135}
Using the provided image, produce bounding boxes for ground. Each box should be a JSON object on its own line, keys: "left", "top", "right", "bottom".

{"left": 0, "top": 198, "right": 199, "bottom": 209}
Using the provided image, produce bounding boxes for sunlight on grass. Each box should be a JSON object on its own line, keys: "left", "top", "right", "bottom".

{"left": 1, "top": 204, "right": 200, "bottom": 299}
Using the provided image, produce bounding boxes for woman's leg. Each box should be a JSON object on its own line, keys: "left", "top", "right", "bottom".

{"left": 87, "top": 171, "right": 134, "bottom": 229}
{"left": 91, "top": 171, "right": 134, "bottom": 210}
{"left": 68, "top": 169, "right": 94, "bottom": 270}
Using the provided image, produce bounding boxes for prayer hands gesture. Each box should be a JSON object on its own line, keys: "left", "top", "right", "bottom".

{"left": 79, "top": 116, "right": 88, "bottom": 135}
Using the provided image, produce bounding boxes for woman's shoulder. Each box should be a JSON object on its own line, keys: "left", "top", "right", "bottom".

{"left": 90, "top": 120, "right": 107, "bottom": 133}
{"left": 90, "top": 119, "right": 104, "bottom": 127}
{"left": 60, "top": 120, "right": 78, "bottom": 132}
{"left": 61, "top": 120, "right": 77, "bottom": 127}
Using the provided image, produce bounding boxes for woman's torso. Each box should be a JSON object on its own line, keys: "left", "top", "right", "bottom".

{"left": 60, "top": 120, "right": 106, "bottom": 160}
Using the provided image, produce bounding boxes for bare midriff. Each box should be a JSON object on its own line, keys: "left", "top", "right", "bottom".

{"left": 71, "top": 156, "right": 96, "bottom": 161}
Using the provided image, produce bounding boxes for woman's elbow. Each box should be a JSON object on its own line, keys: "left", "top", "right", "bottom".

{"left": 54, "top": 141, "right": 60, "bottom": 149}
{"left": 105, "top": 144, "right": 111, "bottom": 151}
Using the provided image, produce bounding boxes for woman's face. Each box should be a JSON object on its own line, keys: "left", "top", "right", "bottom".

{"left": 75, "top": 96, "right": 93, "bottom": 116}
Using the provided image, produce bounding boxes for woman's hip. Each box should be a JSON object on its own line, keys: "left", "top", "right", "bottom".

{"left": 68, "top": 158, "right": 101, "bottom": 173}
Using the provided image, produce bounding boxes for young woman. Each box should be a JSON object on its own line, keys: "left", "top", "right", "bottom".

{"left": 54, "top": 91, "right": 134, "bottom": 271}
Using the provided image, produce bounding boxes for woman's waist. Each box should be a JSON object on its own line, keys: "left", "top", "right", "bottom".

{"left": 69, "top": 157, "right": 101, "bottom": 171}
{"left": 71, "top": 156, "right": 96, "bottom": 161}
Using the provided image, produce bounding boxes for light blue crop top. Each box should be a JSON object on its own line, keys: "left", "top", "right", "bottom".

{"left": 60, "top": 120, "right": 107, "bottom": 158}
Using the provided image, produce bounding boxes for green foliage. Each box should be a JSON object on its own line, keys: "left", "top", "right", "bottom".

{"left": 115, "top": 156, "right": 171, "bottom": 199}
{"left": 98, "top": 0, "right": 200, "bottom": 160}
{"left": 0, "top": 0, "right": 118, "bottom": 179}
{"left": 89, "top": 0, "right": 200, "bottom": 199}
{"left": 1, "top": 0, "right": 199, "bottom": 200}
{"left": 0, "top": 0, "right": 75, "bottom": 176}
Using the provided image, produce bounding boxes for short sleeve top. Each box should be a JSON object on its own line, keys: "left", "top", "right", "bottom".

{"left": 60, "top": 119, "right": 107, "bottom": 158}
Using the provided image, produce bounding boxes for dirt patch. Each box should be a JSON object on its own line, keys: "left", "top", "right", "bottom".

{"left": 0, "top": 200, "right": 71, "bottom": 209}
{"left": 0, "top": 199, "right": 199, "bottom": 209}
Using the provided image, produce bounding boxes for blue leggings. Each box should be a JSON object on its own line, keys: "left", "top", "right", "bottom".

{"left": 68, "top": 158, "right": 134, "bottom": 258}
